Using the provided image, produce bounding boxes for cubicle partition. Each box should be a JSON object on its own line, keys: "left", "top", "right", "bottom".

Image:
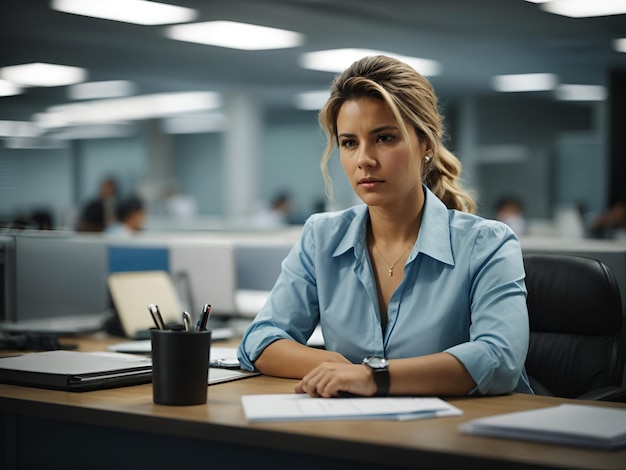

{"left": 0, "top": 233, "right": 109, "bottom": 324}
{"left": 0, "top": 230, "right": 298, "bottom": 331}
{"left": 5, "top": 231, "right": 624, "bottom": 385}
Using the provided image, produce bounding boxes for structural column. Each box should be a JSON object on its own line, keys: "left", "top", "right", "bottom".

{"left": 142, "top": 119, "right": 174, "bottom": 201}
{"left": 457, "top": 97, "right": 478, "bottom": 192}
{"left": 223, "top": 92, "right": 262, "bottom": 221}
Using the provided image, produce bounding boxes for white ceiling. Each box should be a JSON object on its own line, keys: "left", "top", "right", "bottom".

{"left": 1, "top": 0, "right": 626, "bottom": 122}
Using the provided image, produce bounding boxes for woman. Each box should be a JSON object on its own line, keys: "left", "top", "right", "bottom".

{"left": 237, "top": 55, "right": 532, "bottom": 398}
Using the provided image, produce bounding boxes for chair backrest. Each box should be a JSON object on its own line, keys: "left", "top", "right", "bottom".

{"left": 523, "top": 253, "right": 625, "bottom": 399}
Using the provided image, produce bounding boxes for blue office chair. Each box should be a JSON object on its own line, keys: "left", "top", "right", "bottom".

{"left": 523, "top": 253, "right": 626, "bottom": 402}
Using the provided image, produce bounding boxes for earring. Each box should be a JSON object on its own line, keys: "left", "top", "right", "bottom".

{"left": 425, "top": 154, "right": 432, "bottom": 163}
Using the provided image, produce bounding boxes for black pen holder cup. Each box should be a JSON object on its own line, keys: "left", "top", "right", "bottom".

{"left": 151, "top": 329, "right": 211, "bottom": 406}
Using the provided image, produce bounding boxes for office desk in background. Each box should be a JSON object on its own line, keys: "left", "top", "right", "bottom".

{"left": 1, "top": 335, "right": 626, "bottom": 470}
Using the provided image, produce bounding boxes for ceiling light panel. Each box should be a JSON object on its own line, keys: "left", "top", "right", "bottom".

{"left": 615, "top": 38, "right": 626, "bottom": 53}
{"left": 69, "top": 80, "right": 136, "bottom": 100}
{"left": 555, "top": 84, "right": 607, "bottom": 101}
{"left": 492, "top": 73, "right": 558, "bottom": 92}
{"left": 166, "top": 21, "right": 305, "bottom": 50}
{"left": 0, "top": 62, "right": 87, "bottom": 87}
{"left": 35, "top": 91, "right": 221, "bottom": 127}
{"left": 0, "top": 80, "right": 22, "bottom": 97}
{"left": 51, "top": 0, "right": 197, "bottom": 25}
{"left": 0, "top": 120, "right": 42, "bottom": 138}
{"left": 300, "top": 49, "right": 441, "bottom": 76}
{"left": 539, "top": 0, "right": 626, "bottom": 17}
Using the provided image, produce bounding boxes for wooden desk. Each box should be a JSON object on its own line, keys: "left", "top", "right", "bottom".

{"left": 1, "top": 335, "right": 625, "bottom": 470}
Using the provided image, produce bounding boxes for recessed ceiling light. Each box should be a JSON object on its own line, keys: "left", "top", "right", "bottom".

{"left": 0, "top": 120, "right": 42, "bottom": 138}
{"left": 538, "top": 0, "right": 626, "bottom": 17}
{"left": 165, "top": 21, "right": 305, "bottom": 50}
{"left": 68, "top": 80, "right": 136, "bottom": 100}
{"left": 161, "top": 113, "right": 227, "bottom": 134}
{"left": 300, "top": 49, "right": 441, "bottom": 76}
{"left": 492, "top": 73, "right": 558, "bottom": 92}
{"left": 614, "top": 38, "right": 626, "bottom": 53}
{"left": 52, "top": 123, "right": 136, "bottom": 140}
{"left": 555, "top": 84, "right": 607, "bottom": 101}
{"left": 35, "top": 91, "right": 221, "bottom": 127}
{"left": 0, "top": 63, "right": 87, "bottom": 87}
{"left": 0, "top": 79, "right": 22, "bottom": 97}
{"left": 51, "top": 0, "right": 197, "bottom": 25}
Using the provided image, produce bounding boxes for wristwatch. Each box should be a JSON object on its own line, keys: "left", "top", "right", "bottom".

{"left": 362, "top": 356, "right": 390, "bottom": 396}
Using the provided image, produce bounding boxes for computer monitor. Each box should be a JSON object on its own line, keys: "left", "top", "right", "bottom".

{"left": 0, "top": 233, "right": 111, "bottom": 333}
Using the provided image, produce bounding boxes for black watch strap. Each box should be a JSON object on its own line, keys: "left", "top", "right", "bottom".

{"left": 372, "top": 367, "right": 390, "bottom": 396}
{"left": 362, "top": 356, "right": 390, "bottom": 396}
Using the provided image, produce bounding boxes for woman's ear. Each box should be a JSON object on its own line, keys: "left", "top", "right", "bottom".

{"left": 422, "top": 141, "right": 433, "bottom": 157}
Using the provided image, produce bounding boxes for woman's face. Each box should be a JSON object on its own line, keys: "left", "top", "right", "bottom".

{"left": 336, "top": 97, "right": 429, "bottom": 209}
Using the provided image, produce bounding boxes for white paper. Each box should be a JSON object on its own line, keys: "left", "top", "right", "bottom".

{"left": 241, "top": 394, "right": 462, "bottom": 422}
{"left": 209, "top": 367, "right": 259, "bottom": 385}
{"left": 106, "top": 328, "right": 235, "bottom": 353}
{"left": 459, "top": 404, "right": 626, "bottom": 449}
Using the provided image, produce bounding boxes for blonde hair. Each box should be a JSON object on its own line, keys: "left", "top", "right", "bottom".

{"left": 318, "top": 55, "right": 476, "bottom": 213}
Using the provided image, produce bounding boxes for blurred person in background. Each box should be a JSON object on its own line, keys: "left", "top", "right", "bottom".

{"left": 591, "top": 194, "right": 626, "bottom": 240}
{"left": 253, "top": 191, "right": 295, "bottom": 228}
{"left": 77, "top": 177, "right": 118, "bottom": 232}
{"left": 104, "top": 195, "right": 146, "bottom": 237}
{"left": 494, "top": 196, "right": 526, "bottom": 237}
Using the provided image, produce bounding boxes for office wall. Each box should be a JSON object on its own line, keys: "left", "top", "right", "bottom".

{"left": 171, "top": 132, "right": 224, "bottom": 215}
{"left": 0, "top": 95, "right": 602, "bottom": 229}
{"left": 0, "top": 146, "right": 74, "bottom": 227}
{"left": 609, "top": 69, "right": 626, "bottom": 204}
{"left": 78, "top": 138, "right": 146, "bottom": 204}
{"left": 471, "top": 95, "right": 596, "bottom": 219}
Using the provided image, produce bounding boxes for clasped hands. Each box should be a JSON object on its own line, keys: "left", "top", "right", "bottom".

{"left": 294, "top": 361, "right": 378, "bottom": 398}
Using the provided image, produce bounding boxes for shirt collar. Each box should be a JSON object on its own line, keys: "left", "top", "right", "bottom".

{"left": 414, "top": 185, "right": 454, "bottom": 267}
{"left": 333, "top": 205, "right": 369, "bottom": 258}
{"left": 332, "top": 185, "right": 455, "bottom": 267}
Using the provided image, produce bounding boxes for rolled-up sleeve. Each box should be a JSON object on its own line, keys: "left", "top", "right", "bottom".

{"left": 445, "top": 223, "right": 529, "bottom": 395}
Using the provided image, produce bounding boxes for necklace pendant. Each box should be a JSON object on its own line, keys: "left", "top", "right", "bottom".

{"left": 388, "top": 267, "right": 393, "bottom": 276}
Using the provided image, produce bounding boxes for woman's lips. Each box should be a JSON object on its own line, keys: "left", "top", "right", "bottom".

{"left": 358, "top": 177, "right": 383, "bottom": 189}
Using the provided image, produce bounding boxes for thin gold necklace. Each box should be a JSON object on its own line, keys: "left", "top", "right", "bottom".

{"left": 372, "top": 243, "right": 412, "bottom": 277}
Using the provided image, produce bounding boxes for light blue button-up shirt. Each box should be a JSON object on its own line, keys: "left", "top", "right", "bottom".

{"left": 238, "top": 186, "right": 533, "bottom": 395}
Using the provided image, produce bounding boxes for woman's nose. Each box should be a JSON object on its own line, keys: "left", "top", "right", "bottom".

{"left": 356, "top": 142, "right": 377, "bottom": 168}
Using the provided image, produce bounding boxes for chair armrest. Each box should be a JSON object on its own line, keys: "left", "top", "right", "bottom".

{"left": 577, "top": 386, "right": 626, "bottom": 403}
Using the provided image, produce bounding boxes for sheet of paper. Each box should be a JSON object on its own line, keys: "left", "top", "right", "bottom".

{"left": 106, "top": 328, "right": 235, "bottom": 353}
{"left": 241, "top": 394, "right": 462, "bottom": 422}
{"left": 459, "top": 404, "right": 626, "bottom": 449}
{"left": 209, "top": 367, "right": 259, "bottom": 385}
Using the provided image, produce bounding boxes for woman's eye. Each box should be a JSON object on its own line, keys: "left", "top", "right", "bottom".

{"left": 340, "top": 139, "right": 356, "bottom": 148}
{"left": 377, "top": 134, "right": 394, "bottom": 143}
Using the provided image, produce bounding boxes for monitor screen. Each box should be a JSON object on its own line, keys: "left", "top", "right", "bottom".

{"left": 14, "top": 234, "right": 109, "bottom": 321}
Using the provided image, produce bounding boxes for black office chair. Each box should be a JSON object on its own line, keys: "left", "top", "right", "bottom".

{"left": 523, "top": 253, "right": 626, "bottom": 402}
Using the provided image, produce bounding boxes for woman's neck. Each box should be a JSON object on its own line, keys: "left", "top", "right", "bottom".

{"left": 367, "top": 192, "right": 425, "bottom": 246}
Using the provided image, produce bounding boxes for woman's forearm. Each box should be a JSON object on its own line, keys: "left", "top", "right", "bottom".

{"left": 389, "top": 352, "right": 476, "bottom": 396}
{"left": 253, "top": 338, "right": 351, "bottom": 378}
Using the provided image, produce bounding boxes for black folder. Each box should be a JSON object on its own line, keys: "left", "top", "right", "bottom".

{"left": 0, "top": 350, "right": 152, "bottom": 392}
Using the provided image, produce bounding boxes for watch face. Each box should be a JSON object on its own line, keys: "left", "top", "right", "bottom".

{"left": 363, "top": 356, "right": 388, "bottom": 369}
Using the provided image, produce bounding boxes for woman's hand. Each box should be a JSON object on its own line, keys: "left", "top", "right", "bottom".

{"left": 294, "top": 362, "right": 376, "bottom": 398}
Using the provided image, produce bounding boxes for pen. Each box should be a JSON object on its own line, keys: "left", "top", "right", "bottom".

{"left": 148, "top": 304, "right": 166, "bottom": 330}
{"left": 182, "top": 311, "right": 192, "bottom": 332}
{"left": 197, "top": 303, "right": 211, "bottom": 331}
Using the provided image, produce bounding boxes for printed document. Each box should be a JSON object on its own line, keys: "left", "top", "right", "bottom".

{"left": 459, "top": 404, "right": 626, "bottom": 449}
{"left": 241, "top": 394, "right": 462, "bottom": 422}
